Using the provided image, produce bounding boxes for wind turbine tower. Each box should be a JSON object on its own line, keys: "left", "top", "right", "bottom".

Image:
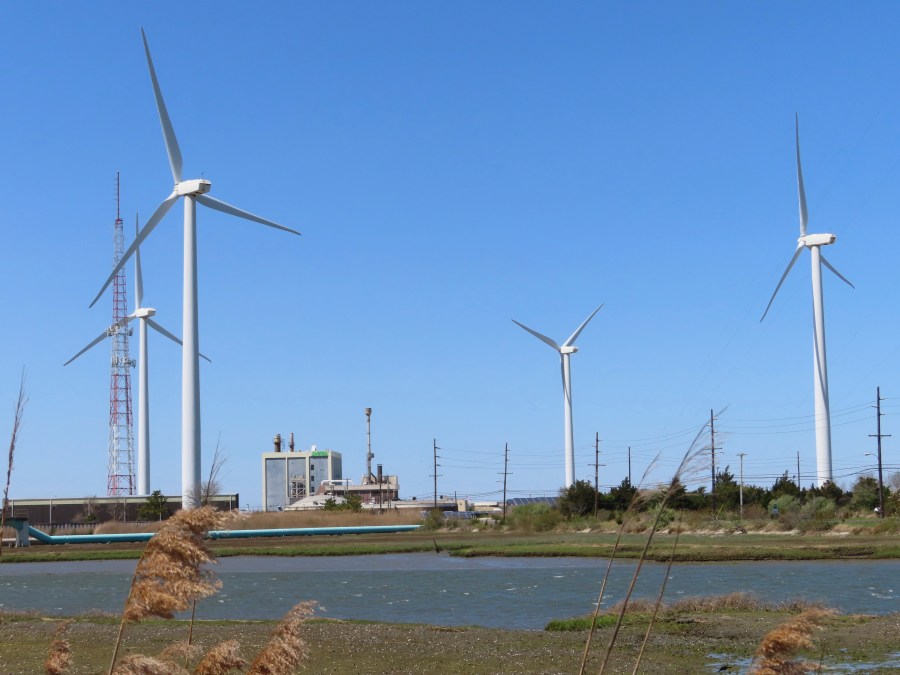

{"left": 760, "top": 115, "right": 854, "bottom": 487}
{"left": 108, "top": 173, "right": 136, "bottom": 496}
{"left": 513, "top": 304, "right": 603, "bottom": 488}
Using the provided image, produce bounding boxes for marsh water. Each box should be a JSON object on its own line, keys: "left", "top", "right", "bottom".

{"left": 0, "top": 554, "right": 897, "bottom": 629}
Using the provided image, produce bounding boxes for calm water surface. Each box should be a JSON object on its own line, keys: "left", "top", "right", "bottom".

{"left": 1, "top": 554, "right": 897, "bottom": 629}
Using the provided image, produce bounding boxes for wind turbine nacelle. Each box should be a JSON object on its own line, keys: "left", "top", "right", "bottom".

{"left": 800, "top": 233, "right": 835, "bottom": 247}
{"left": 560, "top": 345, "right": 578, "bottom": 355}
{"left": 134, "top": 308, "right": 157, "bottom": 318}
{"left": 175, "top": 179, "right": 212, "bottom": 196}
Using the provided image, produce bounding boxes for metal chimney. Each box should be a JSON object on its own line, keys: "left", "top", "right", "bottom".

{"left": 289, "top": 432, "right": 295, "bottom": 452}
{"left": 365, "top": 408, "right": 374, "bottom": 484}
{"left": 273, "top": 433, "right": 282, "bottom": 453}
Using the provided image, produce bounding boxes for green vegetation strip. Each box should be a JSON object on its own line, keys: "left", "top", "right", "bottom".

{"left": 4, "top": 530, "right": 900, "bottom": 563}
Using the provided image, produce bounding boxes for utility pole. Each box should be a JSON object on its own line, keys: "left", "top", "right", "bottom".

{"left": 500, "top": 443, "right": 511, "bottom": 520}
{"left": 796, "top": 451, "right": 801, "bottom": 489}
{"left": 627, "top": 446, "right": 632, "bottom": 486}
{"left": 737, "top": 452, "right": 746, "bottom": 520}
{"left": 869, "top": 386, "right": 889, "bottom": 518}
{"left": 431, "top": 439, "right": 441, "bottom": 510}
{"left": 710, "top": 409, "right": 716, "bottom": 512}
{"left": 593, "top": 432, "right": 600, "bottom": 517}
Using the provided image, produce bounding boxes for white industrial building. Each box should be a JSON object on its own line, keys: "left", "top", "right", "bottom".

{"left": 262, "top": 434, "right": 343, "bottom": 511}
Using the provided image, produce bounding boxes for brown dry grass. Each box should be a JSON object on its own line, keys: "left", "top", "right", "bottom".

{"left": 194, "top": 639, "right": 246, "bottom": 674}
{"left": 247, "top": 601, "right": 315, "bottom": 675}
{"left": 112, "top": 653, "right": 189, "bottom": 674}
{"left": 94, "top": 521, "right": 164, "bottom": 535}
{"left": 237, "top": 509, "right": 421, "bottom": 529}
{"left": 749, "top": 608, "right": 835, "bottom": 674}
{"left": 43, "top": 621, "right": 72, "bottom": 675}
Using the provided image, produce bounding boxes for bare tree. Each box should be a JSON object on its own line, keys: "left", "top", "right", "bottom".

{"left": 1, "top": 370, "right": 27, "bottom": 555}
{"left": 185, "top": 432, "right": 228, "bottom": 508}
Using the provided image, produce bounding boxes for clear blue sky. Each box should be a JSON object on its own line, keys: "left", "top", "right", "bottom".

{"left": 3, "top": 2, "right": 900, "bottom": 507}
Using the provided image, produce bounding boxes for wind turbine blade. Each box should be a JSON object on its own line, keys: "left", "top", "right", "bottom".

{"left": 820, "top": 254, "right": 855, "bottom": 289}
{"left": 795, "top": 113, "right": 808, "bottom": 237}
{"left": 90, "top": 192, "right": 177, "bottom": 308}
{"left": 64, "top": 318, "right": 128, "bottom": 366}
{"left": 563, "top": 303, "right": 604, "bottom": 347}
{"left": 196, "top": 194, "right": 300, "bottom": 235}
{"left": 134, "top": 213, "right": 143, "bottom": 309}
{"left": 760, "top": 245, "right": 803, "bottom": 322}
{"left": 141, "top": 28, "right": 182, "bottom": 183}
{"left": 511, "top": 319, "right": 560, "bottom": 351}
{"left": 146, "top": 318, "right": 212, "bottom": 363}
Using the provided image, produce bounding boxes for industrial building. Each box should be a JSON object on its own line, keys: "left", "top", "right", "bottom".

{"left": 262, "top": 434, "right": 344, "bottom": 511}
{"left": 262, "top": 428, "right": 405, "bottom": 510}
{"left": 4, "top": 494, "right": 239, "bottom": 526}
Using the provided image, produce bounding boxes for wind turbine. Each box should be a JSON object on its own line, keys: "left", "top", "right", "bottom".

{"left": 760, "top": 115, "right": 854, "bottom": 487}
{"left": 67, "top": 217, "right": 209, "bottom": 496}
{"left": 512, "top": 304, "right": 603, "bottom": 488}
{"left": 89, "top": 29, "right": 299, "bottom": 507}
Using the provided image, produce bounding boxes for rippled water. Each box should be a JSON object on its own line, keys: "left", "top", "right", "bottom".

{"left": 0, "top": 555, "right": 897, "bottom": 629}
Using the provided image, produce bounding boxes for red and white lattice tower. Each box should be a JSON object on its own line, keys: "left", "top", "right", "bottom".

{"left": 107, "top": 172, "right": 136, "bottom": 495}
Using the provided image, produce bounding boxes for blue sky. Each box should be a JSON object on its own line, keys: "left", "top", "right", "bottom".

{"left": 3, "top": 2, "right": 900, "bottom": 507}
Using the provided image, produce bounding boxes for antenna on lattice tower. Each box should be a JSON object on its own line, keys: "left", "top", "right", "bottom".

{"left": 108, "top": 171, "right": 136, "bottom": 496}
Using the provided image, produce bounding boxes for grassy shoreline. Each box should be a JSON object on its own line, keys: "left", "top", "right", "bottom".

{"left": 3, "top": 529, "right": 900, "bottom": 563}
{"left": 2, "top": 608, "right": 899, "bottom": 673}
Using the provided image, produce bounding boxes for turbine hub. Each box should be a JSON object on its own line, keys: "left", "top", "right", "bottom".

{"left": 799, "top": 233, "right": 836, "bottom": 247}
{"left": 175, "top": 179, "right": 212, "bottom": 196}
{"left": 560, "top": 346, "right": 578, "bottom": 355}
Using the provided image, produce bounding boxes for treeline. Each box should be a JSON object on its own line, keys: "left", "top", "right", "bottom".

{"left": 557, "top": 467, "right": 900, "bottom": 521}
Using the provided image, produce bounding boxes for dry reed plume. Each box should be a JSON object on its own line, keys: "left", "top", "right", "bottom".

{"left": 749, "top": 608, "right": 834, "bottom": 674}
{"left": 194, "top": 640, "right": 247, "bottom": 675}
{"left": 43, "top": 620, "right": 72, "bottom": 675}
{"left": 113, "top": 653, "right": 189, "bottom": 675}
{"left": 109, "top": 506, "right": 225, "bottom": 673}
{"left": 123, "top": 506, "right": 225, "bottom": 621}
{"left": 247, "top": 601, "right": 315, "bottom": 675}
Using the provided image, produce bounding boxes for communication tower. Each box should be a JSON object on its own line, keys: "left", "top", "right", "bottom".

{"left": 108, "top": 172, "right": 136, "bottom": 495}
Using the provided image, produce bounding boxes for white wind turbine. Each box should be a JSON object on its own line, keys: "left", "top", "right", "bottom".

{"left": 67, "top": 217, "right": 209, "bottom": 496}
{"left": 512, "top": 304, "right": 603, "bottom": 488}
{"left": 760, "top": 115, "right": 853, "bottom": 487}
{"left": 89, "top": 29, "right": 299, "bottom": 507}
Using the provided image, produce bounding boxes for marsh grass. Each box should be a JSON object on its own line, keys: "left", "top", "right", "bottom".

{"left": 549, "top": 593, "right": 829, "bottom": 631}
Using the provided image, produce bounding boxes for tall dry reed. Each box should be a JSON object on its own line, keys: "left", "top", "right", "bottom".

{"left": 749, "top": 608, "right": 834, "bottom": 674}
{"left": 578, "top": 456, "right": 662, "bottom": 674}
{"left": 589, "top": 421, "right": 708, "bottom": 675}
{"left": 194, "top": 639, "right": 246, "bottom": 674}
{"left": 43, "top": 620, "right": 72, "bottom": 675}
{"left": 247, "top": 601, "right": 315, "bottom": 675}
{"left": 109, "top": 506, "right": 225, "bottom": 673}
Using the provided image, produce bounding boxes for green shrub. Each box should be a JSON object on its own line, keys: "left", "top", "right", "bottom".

{"left": 507, "top": 503, "right": 562, "bottom": 532}
{"left": 421, "top": 509, "right": 445, "bottom": 530}
{"left": 797, "top": 497, "right": 836, "bottom": 531}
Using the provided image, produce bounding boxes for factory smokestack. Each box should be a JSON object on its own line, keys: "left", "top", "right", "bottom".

{"left": 365, "top": 408, "right": 374, "bottom": 484}
{"left": 289, "top": 432, "right": 295, "bottom": 452}
{"left": 273, "top": 434, "right": 282, "bottom": 453}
